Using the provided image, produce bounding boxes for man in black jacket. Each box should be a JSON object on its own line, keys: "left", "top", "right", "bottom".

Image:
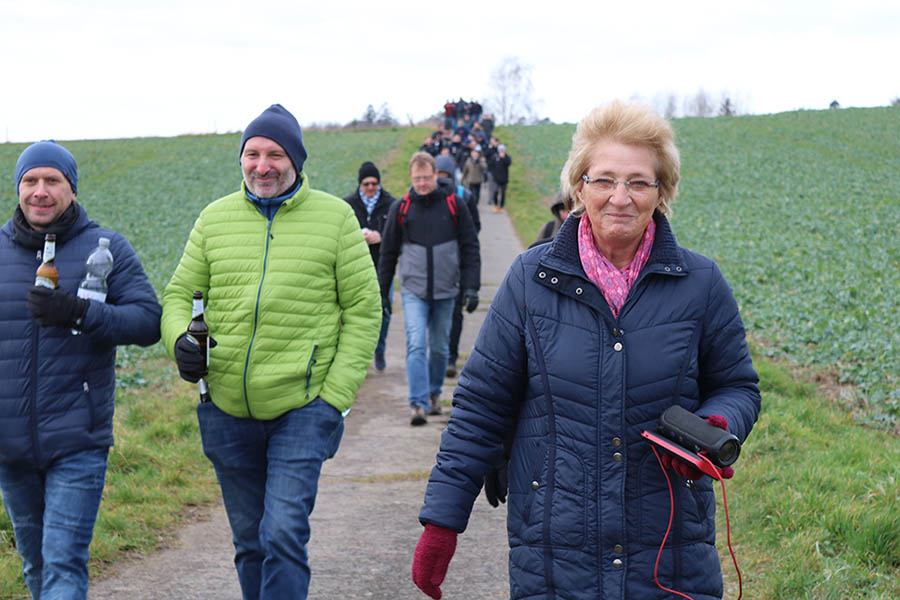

{"left": 343, "top": 161, "right": 397, "bottom": 370}
{"left": 378, "top": 152, "right": 480, "bottom": 425}
{"left": 489, "top": 143, "right": 512, "bottom": 212}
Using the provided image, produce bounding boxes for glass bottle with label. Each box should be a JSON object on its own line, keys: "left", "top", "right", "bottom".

{"left": 34, "top": 233, "right": 58, "bottom": 289}
{"left": 186, "top": 290, "right": 212, "bottom": 403}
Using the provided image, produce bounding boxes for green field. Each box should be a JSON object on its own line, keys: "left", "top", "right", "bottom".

{"left": 1, "top": 107, "right": 899, "bottom": 599}
{"left": 504, "top": 107, "right": 900, "bottom": 419}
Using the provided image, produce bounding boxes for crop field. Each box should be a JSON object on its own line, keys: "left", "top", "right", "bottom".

{"left": 505, "top": 106, "right": 900, "bottom": 419}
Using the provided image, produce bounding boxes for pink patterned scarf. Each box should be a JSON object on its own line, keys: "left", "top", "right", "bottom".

{"left": 578, "top": 215, "right": 656, "bottom": 318}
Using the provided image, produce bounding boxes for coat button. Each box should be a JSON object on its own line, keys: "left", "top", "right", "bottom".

{"left": 613, "top": 452, "right": 623, "bottom": 462}
{"left": 613, "top": 342, "right": 623, "bottom": 352}
{"left": 531, "top": 480, "right": 539, "bottom": 490}
{"left": 575, "top": 287, "right": 583, "bottom": 295}
{"left": 614, "top": 544, "right": 624, "bottom": 554}
{"left": 613, "top": 558, "right": 623, "bottom": 568}
{"left": 612, "top": 437, "right": 622, "bottom": 447}
{"left": 538, "top": 271, "right": 547, "bottom": 279}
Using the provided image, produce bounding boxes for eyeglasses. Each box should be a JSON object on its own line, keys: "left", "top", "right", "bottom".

{"left": 360, "top": 181, "right": 379, "bottom": 187}
{"left": 581, "top": 174, "right": 659, "bottom": 196}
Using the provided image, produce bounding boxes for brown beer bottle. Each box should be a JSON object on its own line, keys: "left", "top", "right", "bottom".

{"left": 34, "top": 234, "right": 59, "bottom": 289}
{"left": 187, "top": 290, "right": 211, "bottom": 403}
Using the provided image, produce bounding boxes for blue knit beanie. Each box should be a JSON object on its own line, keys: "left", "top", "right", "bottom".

{"left": 239, "top": 104, "right": 307, "bottom": 174}
{"left": 15, "top": 140, "right": 78, "bottom": 195}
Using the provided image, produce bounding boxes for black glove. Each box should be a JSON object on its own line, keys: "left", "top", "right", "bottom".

{"left": 382, "top": 295, "right": 392, "bottom": 317}
{"left": 483, "top": 462, "right": 508, "bottom": 508}
{"left": 174, "top": 332, "right": 217, "bottom": 383}
{"left": 463, "top": 289, "right": 479, "bottom": 313}
{"left": 27, "top": 285, "right": 89, "bottom": 328}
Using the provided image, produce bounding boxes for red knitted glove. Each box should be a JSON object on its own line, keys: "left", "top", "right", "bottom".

{"left": 660, "top": 414, "right": 735, "bottom": 481}
{"left": 412, "top": 523, "right": 458, "bottom": 599}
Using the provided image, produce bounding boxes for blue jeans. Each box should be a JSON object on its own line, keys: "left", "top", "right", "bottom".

{"left": 375, "top": 283, "right": 393, "bottom": 357}
{"left": 198, "top": 398, "right": 344, "bottom": 600}
{"left": 401, "top": 293, "right": 455, "bottom": 409}
{"left": 0, "top": 447, "right": 109, "bottom": 600}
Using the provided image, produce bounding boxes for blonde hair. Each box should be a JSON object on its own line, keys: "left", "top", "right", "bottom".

{"left": 560, "top": 100, "right": 680, "bottom": 217}
{"left": 409, "top": 151, "right": 436, "bottom": 173}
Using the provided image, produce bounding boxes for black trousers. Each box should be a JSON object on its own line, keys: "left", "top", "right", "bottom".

{"left": 448, "top": 289, "right": 464, "bottom": 363}
{"left": 468, "top": 183, "right": 482, "bottom": 204}
{"left": 492, "top": 182, "right": 508, "bottom": 207}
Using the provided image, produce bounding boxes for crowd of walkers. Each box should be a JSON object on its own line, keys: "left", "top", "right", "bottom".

{"left": 420, "top": 99, "right": 512, "bottom": 212}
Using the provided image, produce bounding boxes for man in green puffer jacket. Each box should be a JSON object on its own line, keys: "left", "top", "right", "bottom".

{"left": 160, "top": 104, "right": 381, "bottom": 600}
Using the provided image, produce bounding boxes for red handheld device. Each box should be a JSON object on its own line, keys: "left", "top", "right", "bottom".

{"left": 641, "top": 430, "right": 723, "bottom": 480}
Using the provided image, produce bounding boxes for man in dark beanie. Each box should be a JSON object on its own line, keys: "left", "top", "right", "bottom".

{"left": 1, "top": 140, "right": 161, "bottom": 599}
{"left": 162, "top": 104, "right": 381, "bottom": 600}
{"left": 343, "top": 161, "right": 398, "bottom": 371}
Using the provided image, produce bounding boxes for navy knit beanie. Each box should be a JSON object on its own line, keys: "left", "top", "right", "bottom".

{"left": 358, "top": 161, "right": 380, "bottom": 183}
{"left": 15, "top": 140, "right": 78, "bottom": 195}
{"left": 240, "top": 104, "right": 307, "bottom": 173}
{"left": 435, "top": 155, "right": 456, "bottom": 176}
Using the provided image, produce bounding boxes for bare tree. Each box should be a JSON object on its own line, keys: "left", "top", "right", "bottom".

{"left": 486, "top": 56, "right": 538, "bottom": 125}
{"left": 684, "top": 88, "right": 714, "bottom": 117}
{"left": 663, "top": 93, "right": 679, "bottom": 118}
{"left": 375, "top": 103, "right": 398, "bottom": 127}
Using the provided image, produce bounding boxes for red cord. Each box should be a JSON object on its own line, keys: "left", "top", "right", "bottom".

{"left": 699, "top": 453, "right": 743, "bottom": 600}
{"left": 650, "top": 446, "right": 742, "bottom": 600}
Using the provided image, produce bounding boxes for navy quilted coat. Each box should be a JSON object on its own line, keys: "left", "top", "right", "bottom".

{"left": 0, "top": 208, "right": 161, "bottom": 468}
{"left": 420, "top": 213, "right": 760, "bottom": 599}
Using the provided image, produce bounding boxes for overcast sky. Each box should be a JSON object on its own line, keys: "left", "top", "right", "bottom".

{"left": 1, "top": 0, "right": 897, "bottom": 142}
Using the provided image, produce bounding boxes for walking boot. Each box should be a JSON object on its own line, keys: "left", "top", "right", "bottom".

{"left": 428, "top": 392, "right": 443, "bottom": 416}
{"left": 446, "top": 359, "right": 457, "bottom": 379}
{"left": 410, "top": 406, "right": 427, "bottom": 426}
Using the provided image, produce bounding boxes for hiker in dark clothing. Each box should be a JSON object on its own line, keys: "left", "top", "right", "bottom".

{"left": 378, "top": 152, "right": 480, "bottom": 425}
{"left": 343, "top": 161, "right": 398, "bottom": 371}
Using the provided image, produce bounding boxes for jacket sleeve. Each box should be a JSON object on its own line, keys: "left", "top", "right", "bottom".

{"left": 454, "top": 198, "right": 481, "bottom": 293}
{"left": 419, "top": 255, "right": 528, "bottom": 532}
{"left": 161, "top": 213, "right": 210, "bottom": 357}
{"left": 377, "top": 198, "right": 403, "bottom": 297}
{"left": 694, "top": 261, "right": 761, "bottom": 442}
{"left": 320, "top": 210, "right": 382, "bottom": 411}
{"left": 80, "top": 232, "right": 161, "bottom": 347}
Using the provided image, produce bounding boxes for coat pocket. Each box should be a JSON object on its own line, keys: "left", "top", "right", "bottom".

{"left": 523, "top": 444, "right": 587, "bottom": 548}
{"left": 637, "top": 453, "right": 716, "bottom": 546}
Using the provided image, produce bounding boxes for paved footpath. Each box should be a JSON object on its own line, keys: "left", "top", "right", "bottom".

{"left": 89, "top": 198, "right": 524, "bottom": 599}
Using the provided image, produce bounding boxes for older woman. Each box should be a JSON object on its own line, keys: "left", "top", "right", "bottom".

{"left": 411, "top": 100, "right": 761, "bottom": 599}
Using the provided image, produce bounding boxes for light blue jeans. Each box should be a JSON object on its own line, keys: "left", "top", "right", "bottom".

{"left": 198, "top": 398, "right": 343, "bottom": 600}
{"left": 0, "top": 447, "right": 109, "bottom": 600}
{"left": 401, "top": 293, "right": 455, "bottom": 409}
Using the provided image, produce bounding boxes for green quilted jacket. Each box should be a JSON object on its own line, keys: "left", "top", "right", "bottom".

{"left": 161, "top": 173, "right": 381, "bottom": 419}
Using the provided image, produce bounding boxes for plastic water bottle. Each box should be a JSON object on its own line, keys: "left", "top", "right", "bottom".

{"left": 71, "top": 237, "right": 113, "bottom": 335}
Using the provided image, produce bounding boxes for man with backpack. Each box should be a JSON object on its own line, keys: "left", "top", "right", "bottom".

{"left": 378, "top": 152, "right": 480, "bottom": 425}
